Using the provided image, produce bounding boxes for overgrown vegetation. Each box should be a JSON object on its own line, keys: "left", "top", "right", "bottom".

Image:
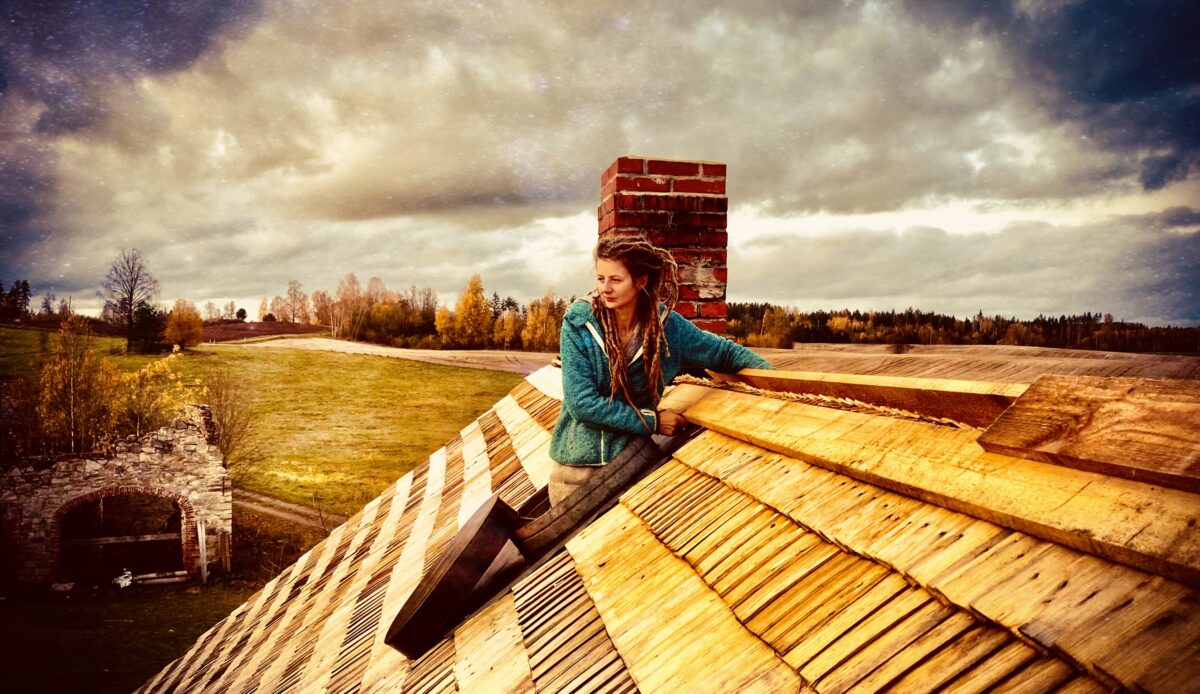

{"left": 1, "top": 317, "right": 191, "bottom": 460}
{"left": 1, "top": 327, "right": 524, "bottom": 513}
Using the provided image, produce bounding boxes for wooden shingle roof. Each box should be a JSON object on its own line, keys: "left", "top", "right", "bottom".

{"left": 141, "top": 353, "right": 1200, "bottom": 693}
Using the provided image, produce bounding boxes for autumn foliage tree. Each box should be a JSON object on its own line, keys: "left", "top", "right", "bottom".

{"left": 164, "top": 298, "right": 204, "bottom": 349}
{"left": 522, "top": 290, "right": 567, "bottom": 352}
{"left": 120, "top": 350, "right": 190, "bottom": 438}
{"left": 37, "top": 315, "right": 122, "bottom": 453}
{"left": 453, "top": 275, "right": 492, "bottom": 348}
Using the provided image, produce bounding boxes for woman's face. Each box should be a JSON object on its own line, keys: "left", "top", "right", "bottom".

{"left": 596, "top": 257, "right": 646, "bottom": 314}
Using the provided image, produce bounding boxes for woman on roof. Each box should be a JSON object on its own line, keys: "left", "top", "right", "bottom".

{"left": 548, "top": 235, "right": 771, "bottom": 505}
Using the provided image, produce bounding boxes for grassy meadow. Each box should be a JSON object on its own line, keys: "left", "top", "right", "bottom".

{"left": 2, "top": 327, "right": 524, "bottom": 516}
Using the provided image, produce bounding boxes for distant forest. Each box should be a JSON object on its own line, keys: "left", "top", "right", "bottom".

{"left": 728, "top": 303, "right": 1200, "bottom": 354}
{"left": 5, "top": 267, "right": 1198, "bottom": 356}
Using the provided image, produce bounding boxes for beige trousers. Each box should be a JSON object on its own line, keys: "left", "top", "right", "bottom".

{"left": 548, "top": 462, "right": 607, "bottom": 506}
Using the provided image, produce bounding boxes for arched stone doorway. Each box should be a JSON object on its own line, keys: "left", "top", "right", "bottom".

{"left": 50, "top": 486, "right": 198, "bottom": 584}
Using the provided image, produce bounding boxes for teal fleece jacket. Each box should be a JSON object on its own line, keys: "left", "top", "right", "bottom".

{"left": 550, "top": 299, "right": 772, "bottom": 466}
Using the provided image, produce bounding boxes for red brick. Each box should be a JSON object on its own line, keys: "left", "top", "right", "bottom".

{"left": 647, "top": 159, "right": 701, "bottom": 176}
{"left": 674, "top": 302, "right": 699, "bottom": 318}
{"left": 692, "top": 318, "right": 728, "bottom": 334}
{"left": 672, "top": 178, "right": 725, "bottom": 195}
{"left": 701, "top": 162, "right": 727, "bottom": 177}
{"left": 672, "top": 212, "right": 728, "bottom": 229}
{"left": 677, "top": 285, "right": 703, "bottom": 300}
{"left": 698, "top": 231, "right": 728, "bottom": 247}
{"left": 699, "top": 301, "right": 728, "bottom": 317}
{"left": 712, "top": 267, "right": 728, "bottom": 282}
{"left": 617, "top": 156, "right": 645, "bottom": 174}
{"left": 652, "top": 230, "right": 702, "bottom": 247}
{"left": 618, "top": 210, "right": 673, "bottom": 227}
{"left": 615, "top": 175, "right": 671, "bottom": 193}
{"left": 601, "top": 161, "right": 617, "bottom": 186}
{"left": 673, "top": 248, "right": 727, "bottom": 266}
{"left": 616, "top": 194, "right": 729, "bottom": 213}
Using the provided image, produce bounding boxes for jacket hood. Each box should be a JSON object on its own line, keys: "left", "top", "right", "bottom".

{"left": 564, "top": 296, "right": 598, "bottom": 328}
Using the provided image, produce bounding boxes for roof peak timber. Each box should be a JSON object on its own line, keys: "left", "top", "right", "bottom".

{"left": 141, "top": 363, "right": 1200, "bottom": 693}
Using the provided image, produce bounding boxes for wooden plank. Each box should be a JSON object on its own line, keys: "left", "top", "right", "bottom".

{"left": 978, "top": 375, "right": 1200, "bottom": 493}
{"left": 494, "top": 394, "right": 555, "bottom": 489}
{"left": 525, "top": 364, "right": 564, "bottom": 401}
{"left": 798, "top": 586, "right": 930, "bottom": 682}
{"left": 755, "top": 558, "right": 891, "bottom": 654}
{"left": 990, "top": 656, "right": 1076, "bottom": 693}
{"left": 457, "top": 420, "right": 494, "bottom": 529}
{"left": 717, "top": 368, "right": 1025, "bottom": 428}
{"left": 814, "top": 600, "right": 959, "bottom": 692}
{"left": 782, "top": 571, "right": 911, "bottom": 670}
{"left": 683, "top": 388, "right": 1200, "bottom": 586}
{"left": 452, "top": 594, "right": 531, "bottom": 692}
{"left": 1055, "top": 676, "right": 1110, "bottom": 694}
{"left": 568, "top": 505, "right": 801, "bottom": 692}
{"left": 61, "top": 532, "right": 181, "bottom": 546}
{"left": 743, "top": 552, "right": 864, "bottom": 641}
{"left": 1039, "top": 575, "right": 1200, "bottom": 693}
{"left": 884, "top": 624, "right": 1013, "bottom": 693}
{"left": 941, "top": 640, "right": 1040, "bottom": 693}
{"left": 845, "top": 609, "right": 976, "bottom": 693}
{"left": 385, "top": 494, "right": 523, "bottom": 659}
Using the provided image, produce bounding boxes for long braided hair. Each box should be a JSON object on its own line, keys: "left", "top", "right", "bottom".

{"left": 592, "top": 235, "right": 680, "bottom": 423}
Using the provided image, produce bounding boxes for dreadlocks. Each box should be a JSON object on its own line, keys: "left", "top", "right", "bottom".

{"left": 591, "top": 235, "right": 680, "bottom": 424}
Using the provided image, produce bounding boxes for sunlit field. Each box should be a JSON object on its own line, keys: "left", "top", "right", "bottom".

{"left": 1, "top": 327, "right": 524, "bottom": 515}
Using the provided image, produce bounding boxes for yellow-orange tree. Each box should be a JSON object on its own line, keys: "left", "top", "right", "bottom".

{"left": 37, "top": 315, "right": 122, "bottom": 453}
{"left": 164, "top": 298, "right": 204, "bottom": 349}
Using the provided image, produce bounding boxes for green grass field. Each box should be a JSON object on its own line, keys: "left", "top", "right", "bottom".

{"left": 2, "top": 327, "right": 524, "bottom": 515}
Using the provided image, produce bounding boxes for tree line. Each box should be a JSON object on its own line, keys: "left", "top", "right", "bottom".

{"left": 7, "top": 248, "right": 1196, "bottom": 358}
{"left": 728, "top": 304, "right": 1200, "bottom": 353}
{"left": 255, "top": 273, "right": 570, "bottom": 352}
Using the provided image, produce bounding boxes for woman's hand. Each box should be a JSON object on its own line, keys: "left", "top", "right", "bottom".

{"left": 657, "top": 409, "right": 688, "bottom": 436}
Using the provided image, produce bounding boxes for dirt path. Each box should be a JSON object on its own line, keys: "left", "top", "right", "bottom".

{"left": 233, "top": 489, "right": 348, "bottom": 531}
{"left": 238, "top": 337, "right": 557, "bottom": 374}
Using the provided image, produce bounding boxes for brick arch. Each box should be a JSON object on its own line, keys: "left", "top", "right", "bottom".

{"left": 48, "top": 484, "right": 199, "bottom": 580}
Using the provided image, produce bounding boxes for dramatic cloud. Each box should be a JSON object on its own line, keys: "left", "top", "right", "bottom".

{"left": 1, "top": 0, "right": 1196, "bottom": 324}
{"left": 733, "top": 209, "right": 1200, "bottom": 325}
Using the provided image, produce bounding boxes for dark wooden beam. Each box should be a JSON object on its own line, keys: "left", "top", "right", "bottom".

{"left": 61, "top": 533, "right": 181, "bottom": 546}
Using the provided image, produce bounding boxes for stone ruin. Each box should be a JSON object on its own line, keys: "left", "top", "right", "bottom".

{"left": 0, "top": 405, "right": 231, "bottom": 586}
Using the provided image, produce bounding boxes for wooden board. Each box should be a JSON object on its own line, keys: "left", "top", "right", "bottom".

{"left": 510, "top": 551, "right": 635, "bottom": 693}
{"left": 385, "top": 494, "right": 523, "bottom": 659}
{"left": 671, "top": 429, "right": 1200, "bottom": 694}
{"left": 682, "top": 388, "right": 1200, "bottom": 587}
{"left": 978, "top": 374, "right": 1200, "bottom": 493}
{"left": 716, "top": 369, "right": 1025, "bottom": 428}
{"left": 568, "top": 505, "right": 801, "bottom": 692}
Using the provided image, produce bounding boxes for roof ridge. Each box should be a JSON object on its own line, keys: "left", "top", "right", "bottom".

{"left": 672, "top": 374, "right": 978, "bottom": 429}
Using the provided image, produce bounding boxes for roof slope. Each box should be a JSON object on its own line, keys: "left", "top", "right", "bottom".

{"left": 141, "top": 352, "right": 1200, "bottom": 693}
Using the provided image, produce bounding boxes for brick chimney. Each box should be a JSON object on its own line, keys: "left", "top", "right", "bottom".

{"left": 597, "top": 156, "right": 728, "bottom": 333}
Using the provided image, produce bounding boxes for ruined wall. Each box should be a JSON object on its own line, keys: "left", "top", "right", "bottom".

{"left": 0, "top": 405, "right": 231, "bottom": 584}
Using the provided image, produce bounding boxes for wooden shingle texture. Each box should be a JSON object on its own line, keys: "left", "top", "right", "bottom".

{"left": 142, "top": 351, "right": 1200, "bottom": 693}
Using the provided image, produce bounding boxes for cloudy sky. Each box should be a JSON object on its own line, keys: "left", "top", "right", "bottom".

{"left": 2, "top": 0, "right": 1197, "bottom": 325}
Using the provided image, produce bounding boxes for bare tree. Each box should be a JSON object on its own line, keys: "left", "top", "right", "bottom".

{"left": 205, "top": 368, "right": 263, "bottom": 467}
{"left": 99, "top": 249, "right": 160, "bottom": 350}
{"left": 285, "top": 280, "right": 309, "bottom": 323}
